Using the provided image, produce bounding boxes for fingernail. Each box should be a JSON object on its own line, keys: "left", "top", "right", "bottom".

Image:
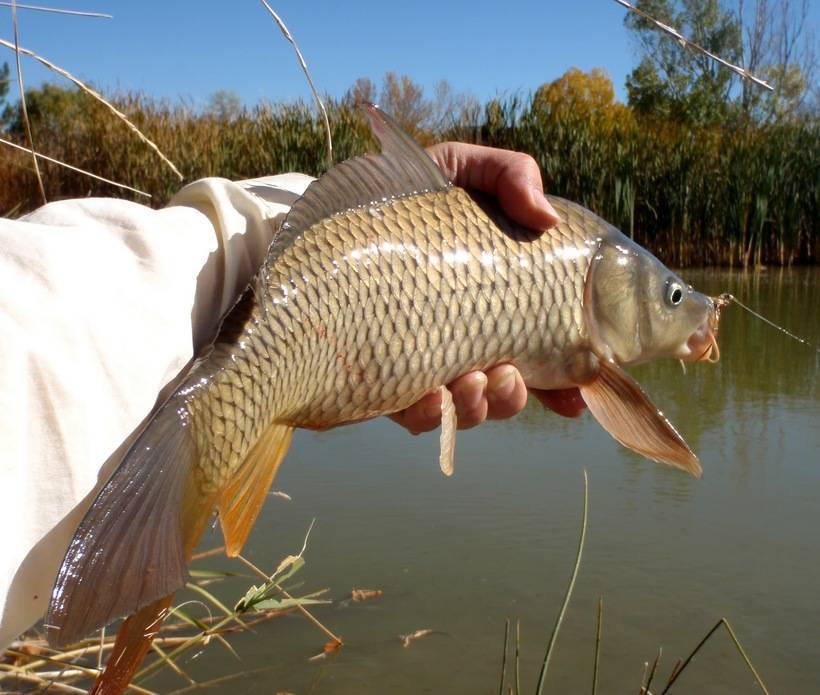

{"left": 465, "top": 373, "right": 488, "bottom": 410}
{"left": 533, "top": 186, "right": 561, "bottom": 225}
{"left": 489, "top": 367, "right": 517, "bottom": 403}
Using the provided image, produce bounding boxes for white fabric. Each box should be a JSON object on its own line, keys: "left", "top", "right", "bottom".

{"left": 0, "top": 173, "right": 313, "bottom": 646}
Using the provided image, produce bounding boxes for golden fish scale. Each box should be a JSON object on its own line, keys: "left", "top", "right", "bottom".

{"left": 187, "top": 188, "right": 598, "bottom": 491}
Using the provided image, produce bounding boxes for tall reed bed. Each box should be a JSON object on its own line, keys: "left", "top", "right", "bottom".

{"left": 1, "top": 88, "right": 816, "bottom": 267}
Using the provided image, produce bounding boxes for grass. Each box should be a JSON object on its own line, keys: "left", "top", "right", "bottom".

{"left": 0, "top": 526, "right": 353, "bottom": 694}
{"left": 1, "top": 85, "right": 816, "bottom": 268}
{"left": 493, "top": 471, "right": 770, "bottom": 695}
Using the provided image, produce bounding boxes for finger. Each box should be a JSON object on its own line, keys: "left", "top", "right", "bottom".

{"left": 531, "top": 387, "right": 586, "bottom": 418}
{"left": 448, "top": 371, "right": 488, "bottom": 430}
{"left": 485, "top": 364, "right": 528, "bottom": 420}
{"left": 426, "top": 142, "right": 561, "bottom": 230}
{"left": 388, "top": 390, "right": 443, "bottom": 434}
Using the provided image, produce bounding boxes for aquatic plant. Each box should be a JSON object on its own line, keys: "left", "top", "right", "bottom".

{"left": 1, "top": 86, "right": 816, "bottom": 267}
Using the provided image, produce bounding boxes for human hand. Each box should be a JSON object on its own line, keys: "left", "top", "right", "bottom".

{"left": 388, "top": 143, "right": 586, "bottom": 434}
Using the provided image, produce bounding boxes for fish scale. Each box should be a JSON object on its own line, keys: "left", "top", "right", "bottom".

{"left": 183, "top": 186, "right": 595, "bottom": 496}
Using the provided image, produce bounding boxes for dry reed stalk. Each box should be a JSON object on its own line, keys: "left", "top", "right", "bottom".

{"left": 0, "top": 135, "right": 152, "bottom": 196}
{"left": 259, "top": 0, "right": 333, "bottom": 167}
{"left": 659, "top": 617, "right": 770, "bottom": 694}
{"left": 612, "top": 0, "right": 773, "bottom": 91}
{"left": 9, "top": 0, "right": 46, "bottom": 204}
{"left": 0, "top": 37, "right": 184, "bottom": 180}
{"left": 0, "top": 2, "right": 112, "bottom": 17}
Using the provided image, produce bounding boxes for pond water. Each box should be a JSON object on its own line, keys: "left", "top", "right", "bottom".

{"left": 156, "top": 268, "right": 818, "bottom": 694}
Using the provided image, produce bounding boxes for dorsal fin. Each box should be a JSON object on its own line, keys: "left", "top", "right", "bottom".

{"left": 272, "top": 104, "right": 450, "bottom": 256}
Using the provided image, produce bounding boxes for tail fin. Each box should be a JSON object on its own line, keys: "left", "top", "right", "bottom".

{"left": 46, "top": 391, "right": 214, "bottom": 647}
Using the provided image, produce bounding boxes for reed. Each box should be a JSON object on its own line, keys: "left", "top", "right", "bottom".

{"left": 0, "top": 87, "right": 816, "bottom": 267}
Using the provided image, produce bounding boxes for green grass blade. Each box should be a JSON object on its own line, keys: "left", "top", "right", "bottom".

{"left": 535, "top": 469, "right": 589, "bottom": 695}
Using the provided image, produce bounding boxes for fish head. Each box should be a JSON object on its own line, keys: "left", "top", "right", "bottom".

{"left": 585, "top": 237, "right": 719, "bottom": 367}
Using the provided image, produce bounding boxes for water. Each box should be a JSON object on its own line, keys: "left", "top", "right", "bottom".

{"left": 157, "top": 268, "right": 819, "bottom": 694}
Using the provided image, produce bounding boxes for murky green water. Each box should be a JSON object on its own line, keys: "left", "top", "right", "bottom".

{"left": 161, "top": 268, "right": 818, "bottom": 694}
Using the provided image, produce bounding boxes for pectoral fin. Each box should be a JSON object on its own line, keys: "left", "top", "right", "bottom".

{"left": 579, "top": 360, "right": 702, "bottom": 477}
{"left": 439, "top": 385, "right": 457, "bottom": 477}
{"left": 218, "top": 423, "right": 294, "bottom": 556}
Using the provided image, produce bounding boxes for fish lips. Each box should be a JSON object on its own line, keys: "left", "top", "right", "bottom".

{"left": 675, "top": 297, "right": 725, "bottom": 363}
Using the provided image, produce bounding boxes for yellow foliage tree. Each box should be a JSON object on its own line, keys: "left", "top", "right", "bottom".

{"left": 533, "top": 67, "right": 632, "bottom": 132}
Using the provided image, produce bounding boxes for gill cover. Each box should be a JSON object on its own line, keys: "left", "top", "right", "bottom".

{"left": 584, "top": 237, "right": 712, "bottom": 365}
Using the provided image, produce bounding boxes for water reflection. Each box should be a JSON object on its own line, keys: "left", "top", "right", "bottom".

{"left": 167, "top": 268, "right": 818, "bottom": 694}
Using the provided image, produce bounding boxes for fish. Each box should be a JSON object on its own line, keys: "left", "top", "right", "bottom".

{"left": 46, "top": 104, "right": 722, "bottom": 692}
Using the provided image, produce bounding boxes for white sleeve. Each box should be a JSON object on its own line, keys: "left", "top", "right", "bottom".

{"left": 0, "top": 173, "right": 313, "bottom": 645}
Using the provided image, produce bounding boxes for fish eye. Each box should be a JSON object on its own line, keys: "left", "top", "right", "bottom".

{"left": 665, "top": 280, "right": 685, "bottom": 307}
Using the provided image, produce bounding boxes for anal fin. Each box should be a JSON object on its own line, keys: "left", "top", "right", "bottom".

{"left": 218, "top": 423, "right": 294, "bottom": 556}
{"left": 439, "top": 386, "right": 457, "bottom": 477}
{"left": 579, "top": 360, "right": 702, "bottom": 477}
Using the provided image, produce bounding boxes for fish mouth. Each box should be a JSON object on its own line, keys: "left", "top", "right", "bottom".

{"left": 683, "top": 322, "right": 720, "bottom": 363}
{"left": 677, "top": 295, "right": 728, "bottom": 364}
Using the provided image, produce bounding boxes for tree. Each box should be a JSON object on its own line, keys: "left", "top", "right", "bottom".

{"left": 343, "top": 73, "right": 476, "bottom": 141}
{"left": 624, "top": 0, "right": 816, "bottom": 123}
{"left": 2, "top": 83, "right": 87, "bottom": 137}
{"left": 534, "top": 67, "right": 630, "bottom": 126}
{"left": 205, "top": 90, "right": 243, "bottom": 121}
{"left": 625, "top": 0, "right": 742, "bottom": 124}
{"left": 378, "top": 72, "right": 431, "bottom": 138}
{"left": 736, "top": 0, "right": 816, "bottom": 121}
{"left": 343, "top": 77, "right": 377, "bottom": 107}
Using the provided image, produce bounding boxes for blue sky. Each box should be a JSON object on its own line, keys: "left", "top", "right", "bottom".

{"left": 1, "top": 1, "right": 642, "bottom": 108}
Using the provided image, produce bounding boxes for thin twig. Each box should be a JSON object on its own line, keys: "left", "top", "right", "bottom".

{"left": 536, "top": 469, "right": 589, "bottom": 694}
{"left": 191, "top": 545, "right": 225, "bottom": 562}
{"left": 258, "top": 0, "right": 333, "bottom": 168}
{"left": 93, "top": 626, "right": 104, "bottom": 673}
{"left": 0, "top": 37, "right": 183, "bottom": 180}
{"left": 514, "top": 619, "right": 520, "bottom": 695}
{"left": 592, "top": 596, "right": 603, "bottom": 695}
{"left": 642, "top": 647, "right": 661, "bottom": 694}
{"left": 10, "top": 0, "right": 46, "bottom": 204}
{"left": 165, "top": 666, "right": 278, "bottom": 695}
{"left": 0, "top": 667, "right": 87, "bottom": 693}
{"left": 0, "top": 2, "right": 111, "bottom": 17}
{"left": 498, "top": 619, "right": 510, "bottom": 695}
{"left": 660, "top": 618, "right": 770, "bottom": 694}
{"left": 0, "top": 136, "right": 152, "bottom": 197}
{"left": 613, "top": 0, "right": 773, "bottom": 91}
{"left": 149, "top": 642, "right": 195, "bottom": 687}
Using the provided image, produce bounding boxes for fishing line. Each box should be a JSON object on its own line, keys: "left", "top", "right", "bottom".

{"left": 722, "top": 293, "right": 819, "bottom": 352}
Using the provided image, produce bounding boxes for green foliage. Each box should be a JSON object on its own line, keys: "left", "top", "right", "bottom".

{"left": 623, "top": 0, "right": 816, "bottom": 125}
{"left": 3, "top": 82, "right": 88, "bottom": 136}
{"left": 0, "top": 72, "right": 816, "bottom": 267}
{"left": 625, "top": 0, "right": 742, "bottom": 124}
